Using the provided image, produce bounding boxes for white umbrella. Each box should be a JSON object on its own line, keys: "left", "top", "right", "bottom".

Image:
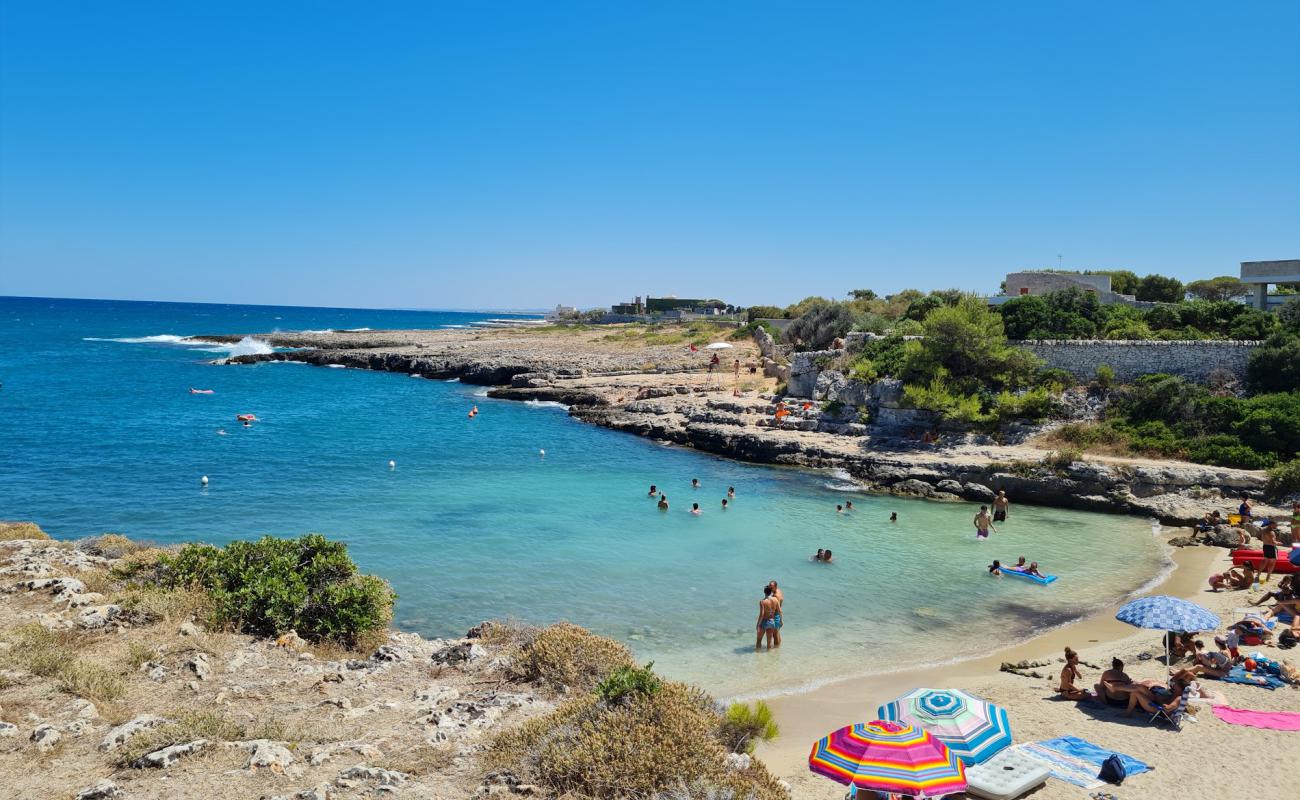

{"left": 704, "top": 342, "right": 734, "bottom": 350}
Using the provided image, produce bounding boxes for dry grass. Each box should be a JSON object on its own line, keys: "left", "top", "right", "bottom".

{"left": 107, "top": 546, "right": 171, "bottom": 581}
{"left": 77, "top": 568, "right": 117, "bottom": 595}
{"left": 124, "top": 641, "right": 160, "bottom": 670}
{"left": 0, "top": 521, "right": 50, "bottom": 541}
{"left": 114, "top": 585, "right": 214, "bottom": 628}
{"left": 488, "top": 681, "right": 786, "bottom": 800}
{"left": 515, "top": 622, "right": 635, "bottom": 692}
{"left": 375, "top": 743, "right": 458, "bottom": 776}
{"left": 114, "top": 711, "right": 244, "bottom": 767}
{"left": 2, "top": 624, "right": 125, "bottom": 702}
{"left": 76, "top": 533, "right": 145, "bottom": 559}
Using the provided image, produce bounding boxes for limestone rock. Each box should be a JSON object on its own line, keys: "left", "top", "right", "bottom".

{"left": 963, "top": 482, "right": 996, "bottom": 501}
{"left": 0, "top": 721, "right": 17, "bottom": 737}
{"left": 75, "top": 781, "right": 124, "bottom": 800}
{"left": 431, "top": 641, "right": 486, "bottom": 665}
{"left": 30, "top": 722, "right": 61, "bottom": 751}
{"left": 132, "top": 739, "right": 207, "bottom": 768}
{"left": 243, "top": 739, "right": 297, "bottom": 774}
{"left": 100, "top": 714, "right": 170, "bottom": 751}
{"left": 276, "top": 630, "right": 307, "bottom": 649}
{"left": 296, "top": 785, "right": 332, "bottom": 800}
{"left": 178, "top": 621, "right": 202, "bottom": 636}
{"left": 67, "top": 592, "right": 106, "bottom": 608}
{"left": 936, "top": 479, "right": 964, "bottom": 495}
{"left": 725, "top": 752, "right": 753, "bottom": 771}
{"left": 74, "top": 604, "right": 121, "bottom": 629}
{"left": 337, "top": 764, "right": 408, "bottom": 786}
{"left": 187, "top": 652, "right": 212, "bottom": 681}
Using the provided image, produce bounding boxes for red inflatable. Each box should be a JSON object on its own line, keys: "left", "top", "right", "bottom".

{"left": 1231, "top": 547, "right": 1299, "bottom": 574}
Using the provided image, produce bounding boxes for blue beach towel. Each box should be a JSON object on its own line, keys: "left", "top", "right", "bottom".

{"left": 1221, "top": 666, "right": 1286, "bottom": 690}
{"left": 1017, "top": 737, "right": 1150, "bottom": 789}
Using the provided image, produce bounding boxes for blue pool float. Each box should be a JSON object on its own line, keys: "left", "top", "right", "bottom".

{"left": 1000, "top": 567, "right": 1058, "bottom": 585}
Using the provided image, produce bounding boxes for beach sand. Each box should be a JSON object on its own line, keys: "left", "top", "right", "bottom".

{"left": 758, "top": 540, "right": 1300, "bottom": 798}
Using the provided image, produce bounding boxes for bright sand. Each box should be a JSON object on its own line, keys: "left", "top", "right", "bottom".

{"left": 760, "top": 542, "right": 1300, "bottom": 798}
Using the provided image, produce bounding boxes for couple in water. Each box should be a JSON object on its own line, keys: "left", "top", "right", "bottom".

{"left": 756, "top": 580, "right": 783, "bottom": 651}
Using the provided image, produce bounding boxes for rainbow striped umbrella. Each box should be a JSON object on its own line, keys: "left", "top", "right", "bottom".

{"left": 878, "top": 688, "right": 1012, "bottom": 765}
{"left": 809, "top": 720, "right": 967, "bottom": 798}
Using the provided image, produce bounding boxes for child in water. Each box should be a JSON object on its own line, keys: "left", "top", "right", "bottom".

{"left": 690, "top": 502, "right": 701, "bottom": 515}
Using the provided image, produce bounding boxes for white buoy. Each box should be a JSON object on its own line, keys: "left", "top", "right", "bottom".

{"left": 200, "top": 475, "right": 209, "bottom": 486}
{"left": 539, "top": 449, "right": 546, "bottom": 457}
{"left": 388, "top": 460, "right": 396, "bottom": 470}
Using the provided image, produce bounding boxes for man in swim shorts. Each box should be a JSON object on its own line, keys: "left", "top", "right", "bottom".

{"left": 1260, "top": 520, "right": 1279, "bottom": 584}
{"left": 974, "top": 506, "right": 996, "bottom": 539}
{"left": 992, "top": 490, "right": 1010, "bottom": 522}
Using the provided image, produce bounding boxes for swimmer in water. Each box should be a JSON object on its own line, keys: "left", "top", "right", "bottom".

{"left": 728, "top": 486, "right": 735, "bottom": 498}
{"left": 648, "top": 484, "right": 658, "bottom": 497}
{"left": 988, "top": 559, "right": 1002, "bottom": 576}
{"left": 813, "top": 549, "right": 825, "bottom": 561}
{"left": 721, "top": 498, "right": 729, "bottom": 510}
{"left": 845, "top": 501, "right": 854, "bottom": 512}
{"left": 242, "top": 419, "right": 251, "bottom": 428}
{"left": 836, "top": 504, "right": 843, "bottom": 513}
{"left": 658, "top": 495, "right": 669, "bottom": 511}
{"left": 691, "top": 502, "right": 701, "bottom": 515}
{"left": 889, "top": 512, "right": 897, "bottom": 522}
{"left": 691, "top": 478, "right": 700, "bottom": 489}
{"left": 822, "top": 549, "right": 833, "bottom": 563}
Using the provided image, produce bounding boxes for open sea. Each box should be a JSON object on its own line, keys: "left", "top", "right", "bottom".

{"left": 0, "top": 296, "right": 1169, "bottom": 698}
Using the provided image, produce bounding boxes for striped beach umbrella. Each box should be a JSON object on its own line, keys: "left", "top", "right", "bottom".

{"left": 809, "top": 720, "right": 967, "bottom": 798}
{"left": 877, "top": 688, "right": 1012, "bottom": 765}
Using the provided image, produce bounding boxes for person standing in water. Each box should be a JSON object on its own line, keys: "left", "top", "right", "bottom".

{"left": 756, "top": 586, "right": 780, "bottom": 651}
{"left": 845, "top": 501, "right": 854, "bottom": 512}
{"left": 889, "top": 512, "right": 897, "bottom": 523}
{"left": 992, "top": 490, "right": 1010, "bottom": 523}
{"left": 690, "top": 502, "right": 702, "bottom": 515}
{"left": 721, "top": 498, "right": 729, "bottom": 510}
{"left": 648, "top": 484, "right": 658, "bottom": 497}
{"left": 691, "top": 478, "right": 701, "bottom": 489}
{"left": 727, "top": 486, "right": 735, "bottom": 498}
{"left": 657, "top": 495, "right": 669, "bottom": 511}
{"left": 974, "top": 506, "right": 996, "bottom": 539}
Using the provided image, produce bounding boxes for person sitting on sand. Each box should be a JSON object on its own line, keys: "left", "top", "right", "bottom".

{"left": 1095, "top": 658, "right": 1138, "bottom": 705}
{"left": 988, "top": 560, "right": 1003, "bottom": 576}
{"left": 1239, "top": 494, "right": 1253, "bottom": 522}
{"left": 1252, "top": 575, "right": 1295, "bottom": 608}
{"left": 1188, "top": 640, "right": 1232, "bottom": 678}
{"left": 690, "top": 502, "right": 701, "bottom": 515}
{"left": 657, "top": 495, "right": 669, "bottom": 511}
{"left": 1164, "top": 631, "right": 1196, "bottom": 661}
{"left": 1123, "top": 672, "right": 1195, "bottom": 718}
{"left": 1058, "top": 648, "right": 1089, "bottom": 700}
{"left": 1231, "top": 563, "right": 1257, "bottom": 589}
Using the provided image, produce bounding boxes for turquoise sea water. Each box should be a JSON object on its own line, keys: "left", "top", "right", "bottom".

{"left": 0, "top": 296, "right": 1168, "bottom": 697}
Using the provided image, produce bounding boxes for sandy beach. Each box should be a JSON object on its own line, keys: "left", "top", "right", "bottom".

{"left": 759, "top": 539, "right": 1300, "bottom": 797}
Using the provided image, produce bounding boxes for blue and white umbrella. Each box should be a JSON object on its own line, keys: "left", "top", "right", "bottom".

{"left": 877, "top": 688, "right": 1012, "bottom": 766}
{"left": 1115, "top": 595, "right": 1220, "bottom": 632}
{"left": 1116, "top": 595, "right": 1220, "bottom": 664}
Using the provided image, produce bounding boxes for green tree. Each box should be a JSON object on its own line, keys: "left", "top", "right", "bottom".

{"left": 787, "top": 302, "right": 860, "bottom": 350}
{"left": 1135, "top": 274, "right": 1185, "bottom": 302}
{"left": 1248, "top": 331, "right": 1300, "bottom": 394}
{"left": 1090, "top": 269, "right": 1140, "bottom": 296}
{"left": 783, "top": 295, "right": 832, "bottom": 319}
{"left": 743, "top": 305, "right": 783, "bottom": 322}
{"left": 1186, "top": 276, "right": 1247, "bottom": 301}
{"left": 901, "top": 295, "right": 1039, "bottom": 393}
{"left": 998, "top": 295, "right": 1052, "bottom": 340}
{"left": 848, "top": 288, "right": 878, "bottom": 301}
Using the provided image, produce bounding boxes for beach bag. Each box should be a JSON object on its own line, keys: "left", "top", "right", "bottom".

{"left": 1098, "top": 754, "right": 1127, "bottom": 785}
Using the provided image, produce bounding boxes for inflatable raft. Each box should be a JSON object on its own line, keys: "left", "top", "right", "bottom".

{"left": 1231, "top": 546, "right": 1300, "bottom": 574}
{"left": 1000, "top": 567, "right": 1058, "bottom": 585}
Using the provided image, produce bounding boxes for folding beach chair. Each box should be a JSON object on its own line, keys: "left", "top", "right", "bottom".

{"left": 1150, "top": 683, "right": 1195, "bottom": 729}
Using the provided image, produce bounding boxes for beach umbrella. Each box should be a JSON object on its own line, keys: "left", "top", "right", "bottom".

{"left": 809, "top": 720, "right": 966, "bottom": 799}
{"left": 703, "top": 341, "right": 734, "bottom": 349}
{"left": 1115, "top": 595, "right": 1220, "bottom": 664}
{"left": 877, "top": 688, "right": 1012, "bottom": 766}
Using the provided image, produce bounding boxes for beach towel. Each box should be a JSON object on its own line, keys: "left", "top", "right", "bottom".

{"left": 1016, "top": 737, "right": 1150, "bottom": 790}
{"left": 1219, "top": 666, "right": 1286, "bottom": 690}
{"left": 1211, "top": 706, "right": 1300, "bottom": 730}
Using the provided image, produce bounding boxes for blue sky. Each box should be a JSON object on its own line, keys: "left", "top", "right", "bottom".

{"left": 1, "top": 2, "right": 1297, "bottom": 310}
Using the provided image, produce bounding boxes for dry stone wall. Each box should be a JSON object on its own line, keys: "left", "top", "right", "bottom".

{"left": 1013, "top": 339, "right": 1260, "bottom": 383}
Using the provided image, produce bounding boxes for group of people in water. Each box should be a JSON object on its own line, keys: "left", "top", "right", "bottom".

{"left": 973, "top": 491, "right": 1012, "bottom": 539}
{"left": 988, "top": 556, "right": 1045, "bottom": 578}
{"left": 646, "top": 481, "right": 735, "bottom": 515}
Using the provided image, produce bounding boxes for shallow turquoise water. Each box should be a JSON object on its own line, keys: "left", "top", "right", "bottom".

{"left": 0, "top": 297, "right": 1167, "bottom": 697}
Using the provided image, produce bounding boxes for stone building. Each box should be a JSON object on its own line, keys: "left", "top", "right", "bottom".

{"left": 991, "top": 271, "right": 1144, "bottom": 307}
{"left": 1240, "top": 260, "right": 1300, "bottom": 310}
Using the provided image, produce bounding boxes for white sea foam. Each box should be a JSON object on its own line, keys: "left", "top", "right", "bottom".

{"left": 822, "top": 468, "right": 863, "bottom": 492}
{"left": 221, "top": 336, "right": 275, "bottom": 357}
{"left": 84, "top": 334, "right": 189, "bottom": 344}
{"left": 473, "top": 387, "right": 491, "bottom": 397}
{"left": 340, "top": 327, "right": 372, "bottom": 332}
{"left": 440, "top": 377, "right": 461, "bottom": 383}
{"left": 524, "top": 399, "right": 570, "bottom": 410}
{"left": 297, "top": 329, "right": 333, "bottom": 334}
{"left": 326, "top": 364, "right": 347, "bottom": 369}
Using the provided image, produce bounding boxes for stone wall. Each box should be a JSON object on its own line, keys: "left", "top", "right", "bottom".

{"left": 1013, "top": 339, "right": 1260, "bottom": 383}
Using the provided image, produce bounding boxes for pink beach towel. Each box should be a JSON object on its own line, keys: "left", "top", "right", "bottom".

{"left": 1211, "top": 706, "right": 1300, "bottom": 730}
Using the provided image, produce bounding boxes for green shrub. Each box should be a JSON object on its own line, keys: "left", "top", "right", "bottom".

{"left": 1266, "top": 459, "right": 1300, "bottom": 499}
{"left": 596, "top": 662, "right": 663, "bottom": 705}
{"left": 1044, "top": 449, "right": 1082, "bottom": 472}
{"left": 1185, "top": 439, "right": 1276, "bottom": 470}
{"left": 144, "top": 534, "right": 395, "bottom": 646}
{"left": 718, "top": 701, "right": 779, "bottom": 754}
{"left": 517, "top": 622, "right": 635, "bottom": 691}
{"left": 992, "top": 387, "right": 1057, "bottom": 422}
{"left": 1094, "top": 364, "right": 1115, "bottom": 389}
{"left": 902, "top": 378, "right": 992, "bottom": 425}
{"left": 1035, "top": 367, "right": 1076, "bottom": 389}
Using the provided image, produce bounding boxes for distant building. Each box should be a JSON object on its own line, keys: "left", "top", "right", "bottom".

{"left": 544, "top": 304, "right": 577, "bottom": 321}
{"left": 608, "top": 295, "right": 728, "bottom": 316}
{"left": 1240, "top": 260, "right": 1300, "bottom": 311}
{"left": 990, "top": 271, "right": 1147, "bottom": 307}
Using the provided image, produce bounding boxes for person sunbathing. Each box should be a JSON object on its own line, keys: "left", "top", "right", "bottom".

{"left": 1094, "top": 658, "right": 1139, "bottom": 705}
{"left": 1252, "top": 576, "right": 1295, "bottom": 607}
{"left": 1058, "top": 647, "right": 1089, "bottom": 700}
{"left": 1211, "top": 564, "right": 1255, "bottom": 591}
{"left": 1124, "top": 673, "right": 1194, "bottom": 718}
{"left": 1188, "top": 640, "right": 1232, "bottom": 678}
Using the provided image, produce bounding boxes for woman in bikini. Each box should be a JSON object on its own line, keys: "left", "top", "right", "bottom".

{"left": 1058, "top": 648, "right": 1088, "bottom": 700}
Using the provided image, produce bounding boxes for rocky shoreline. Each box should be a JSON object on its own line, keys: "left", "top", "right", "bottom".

{"left": 208, "top": 327, "right": 1285, "bottom": 525}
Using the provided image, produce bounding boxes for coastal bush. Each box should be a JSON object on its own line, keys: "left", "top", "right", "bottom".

{"left": 902, "top": 378, "right": 992, "bottom": 425}
{"left": 0, "top": 521, "right": 49, "bottom": 541}
{"left": 516, "top": 621, "right": 635, "bottom": 691}
{"left": 1247, "top": 331, "right": 1300, "bottom": 394}
{"left": 76, "top": 533, "right": 141, "bottom": 559}
{"left": 1266, "top": 459, "right": 1300, "bottom": 499}
{"left": 1184, "top": 437, "right": 1276, "bottom": 470}
{"left": 718, "top": 700, "right": 779, "bottom": 754}
{"left": 596, "top": 662, "right": 663, "bottom": 705}
{"left": 787, "top": 302, "right": 867, "bottom": 350}
{"left": 1043, "top": 449, "right": 1082, "bottom": 472}
{"left": 992, "top": 387, "right": 1057, "bottom": 422}
{"left": 1035, "top": 367, "right": 1076, "bottom": 389}
{"left": 900, "top": 296, "right": 1041, "bottom": 394}
{"left": 489, "top": 680, "right": 787, "bottom": 800}
{"left": 1094, "top": 364, "right": 1115, "bottom": 389}
{"left": 137, "top": 534, "right": 395, "bottom": 647}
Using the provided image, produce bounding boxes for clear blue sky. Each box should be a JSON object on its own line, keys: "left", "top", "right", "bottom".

{"left": 2, "top": 2, "right": 1297, "bottom": 310}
